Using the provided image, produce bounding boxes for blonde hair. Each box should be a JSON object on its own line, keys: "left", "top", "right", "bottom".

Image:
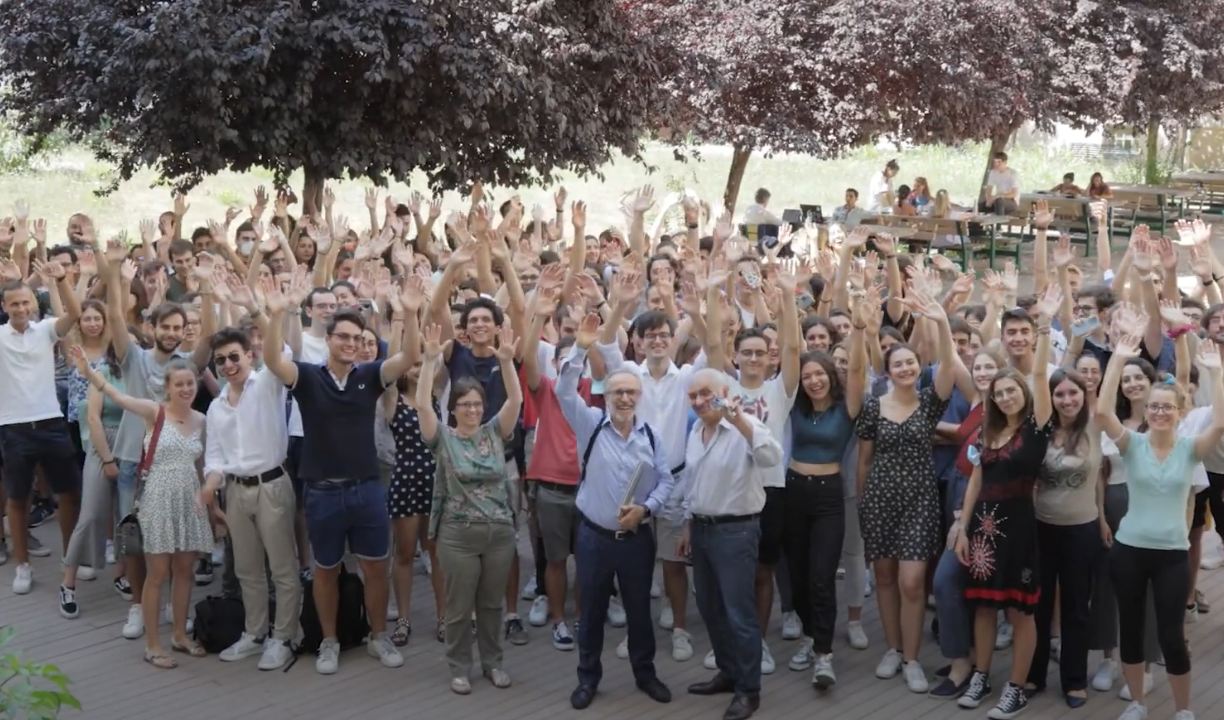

{"left": 932, "top": 189, "right": 951, "bottom": 218}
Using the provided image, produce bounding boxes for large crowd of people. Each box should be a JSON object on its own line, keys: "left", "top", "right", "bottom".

{"left": 1, "top": 183, "right": 1220, "bottom": 720}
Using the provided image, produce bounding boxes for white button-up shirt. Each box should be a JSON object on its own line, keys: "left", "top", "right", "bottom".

{"left": 203, "top": 366, "right": 290, "bottom": 478}
{"left": 596, "top": 341, "right": 706, "bottom": 471}
{"left": 683, "top": 414, "right": 781, "bottom": 519}
{"left": 0, "top": 318, "right": 63, "bottom": 424}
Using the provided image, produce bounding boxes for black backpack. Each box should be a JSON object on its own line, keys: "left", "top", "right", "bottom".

{"left": 192, "top": 596, "right": 247, "bottom": 655}
{"left": 298, "top": 563, "right": 370, "bottom": 656}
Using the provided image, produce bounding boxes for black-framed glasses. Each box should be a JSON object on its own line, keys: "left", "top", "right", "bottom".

{"left": 214, "top": 352, "right": 243, "bottom": 367}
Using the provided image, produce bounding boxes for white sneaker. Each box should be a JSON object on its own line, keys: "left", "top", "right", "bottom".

{"left": 258, "top": 639, "right": 293, "bottom": 671}
{"left": 904, "top": 660, "right": 929, "bottom": 693}
{"left": 386, "top": 597, "right": 398, "bottom": 621}
{"left": 659, "top": 602, "right": 674, "bottom": 631}
{"left": 528, "top": 595, "right": 549, "bottom": 627}
{"left": 994, "top": 620, "right": 1013, "bottom": 650}
{"left": 122, "top": 605, "right": 145, "bottom": 639}
{"left": 1185, "top": 604, "right": 1198, "bottom": 624}
{"left": 607, "top": 596, "right": 627, "bottom": 627}
{"left": 1092, "top": 659, "right": 1118, "bottom": 691}
{"left": 761, "top": 640, "right": 776, "bottom": 675}
{"left": 105, "top": 540, "right": 116, "bottom": 565}
{"left": 789, "top": 637, "right": 816, "bottom": 671}
{"left": 521, "top": 577, "right": 537, "bottom": 600}
{"left": 1119, "top": 673, "right": 1152, "bottom": 701}
{"left": 671, "top": 629, "right": 693, "bottom": 661}
{"left": 1172, "top": 710, "right": 1194, "bottom": 720}
{"left": 221, "top": 632, "right": 264, "bottom": 662}
{"left": 703, "top": 649, "right": 717, "bottom": 670}
{"left": 367, "top": 632, "right": 404, "bottom": 668}
{"left": 76, "top": 566, "right": 97, "bottom": 581}
{"left": 211, "top": 541, "right": 224, "bottom": 567}
{"left": 12, "top": 563, "right": 32, "bottom": 594}
{"left": 316, "top": 638, "right": 340, "bottom": 674}
{"left": 865, "top": 573, "right": 875, "bottom": 597}
{"left": 616, "top": 635, "right": 630, "bottom": 659}
{"left": 651, "top": 576, "right": 661, "bottom": 599}
{"left": 847, "top": 621, "right": 869, "bottom": 650}
{"left": 1118, "top": 702, "right": 1149, "bottom": 720}
{"left": 781, "top": 611, "right": 802, "bottom": 640}
{"left": 552, "top": 621, "right": 575, "bottom": 651}
{"left": 876, "top": 648, "right": 903, "bottom": 679}
{"left": 812, "top": 653, "right": 836, "bottom": 689}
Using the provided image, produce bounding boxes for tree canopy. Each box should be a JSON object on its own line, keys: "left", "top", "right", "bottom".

{"left": 0, "top": 0, "right": 660, "bottom": 211}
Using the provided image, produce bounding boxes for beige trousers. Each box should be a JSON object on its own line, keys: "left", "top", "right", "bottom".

{"left": 225, "top": 474, "right": 301, "bottom": 641}
{"left": 436, "top": 521, "right": 517, "bottom": 678}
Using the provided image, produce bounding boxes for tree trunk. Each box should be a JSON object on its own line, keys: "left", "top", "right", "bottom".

{"left": 723, "top": 144, "right": 752, "bottom": 214}
{"left": 1173, "top": 123, "right": 1188, "bottom": 171}
{"left": 1144, "top": 116, "right": 1161, "bottom": 184}
{"left": 979, "top": 122, "right": 1017, "bottom": 201}
{"left": 301, "top": 167, "right": 325, "bottom": 219}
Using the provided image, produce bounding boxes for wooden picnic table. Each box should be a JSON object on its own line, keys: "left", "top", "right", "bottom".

{"left": 1173, "top": 171, "right": 1224, "bottom": 185}
{"left": 1109, "top": 184, "right": 1195, "bottom": 198}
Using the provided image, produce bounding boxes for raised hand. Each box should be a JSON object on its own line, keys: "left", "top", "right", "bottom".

{"left": 67, "top": 344, "right": 91, "bottom": 374}
{"left": 631, "top": 185, "right": 656, "bottom": 213}
{"left": 899, "top": 284, "right": 945, "bottom": 320}
{"left": 931, "top": 253, "right": 956, "bottom": 273}
{"left": 423, "top": 323, "right": 444, "bottom": 359}
{"left": 1159, "top": 298, "right": 1190, "bottom": 329}
{"left": 571, "top": 200, "right": 587, "bottom": 228}
{"left": 1001, "top": 261, "right": 1019, "bottom": 294}
{"left": 1033, "top": 284, "right": 1063, "bottom": 322}
{"left": 261, "top": 277, "right": 287, "bottom": 314}
{"left": 323, "top": 185, "right": 335, "bottom": 211}
{"left": 1155, "top": 236, "right": 1179, "bottom": 272}
{"left": 776, "top": 257, "right": 809, "bottom": 292}
{"left": 252, "top": 186, "right": 269, "bottom": 218}
{"left": 1052, "top": 235, "right": 1075, "bottom": 268}
{"left": 537, "top": 262, "right": 566, "bottom": 293}
{"left": 224, "top": 206, "right": 242, "bottom": 226}
{"left": 174, "top": 191, "right": 190, "bottom": 218}
{"left": 534, "top": 286, "right": 560, "bottom": 318}
{"left": 1189, "top": 244, "right": 1213, "bottom": 279}
{"left": 0, "top": 258, "right": 20, "bottom": 282}
{"left": 32, "top": 218, "right": 48, "bottom": 246}
{"left": 1198, "top": 341, "right": 1222, "bottom": 371}
{"left": 493, "top": 324, "right": 520, "bottom": 361}
{"left": 1032, "top": 199, "right": 1053, "bottom": 230}
{"left": 120, "top": 259, "right": 138, "bottom": 282}
{"left": 31, "top": 257, "right": 65, "bottom": 281}
{"left": 401, "top": 275, "right": 428, "bottom": 313}
{"left": 873, "top": 232, "right": 895, "bottom": 255}
{"left": 611, "top": 270, "right": 643, "bottom": 306}
{"left": 364, "top": 187, "right": 378, "bottom": 210}
{"left": 77, "top": 249, "right": 97, "bottom": 276}
{"left": 574, "top": 312, "right": 601, "bottom": 349}
{"left": 1112, "top": 332, "right": 1142, "bottom": 360}
{"left": 193, "top": 252, "right": 218, "bottom": 281}
{"left": 12, "top": 200, "right": 29, "bottom": 223}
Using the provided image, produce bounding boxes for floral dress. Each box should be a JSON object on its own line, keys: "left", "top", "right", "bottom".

{"left": 425, "top": 420, "right": 514, "bottom": 540}
{"left": 136, "top": 419, "right": 213, "bottom": 555}
{"left": 389, "top": 396, "right": 439, "bottom": 518}
{"left": 963, "top": 415, "right": 1052, "bottom": 613}
{"left": 856, "top": 386, "right": 948, "bottom": 562}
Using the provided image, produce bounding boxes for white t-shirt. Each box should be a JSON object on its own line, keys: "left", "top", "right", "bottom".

{"left": 987, "top": 168, "right": 1021, "bottom": 199}
{"left": 1180, "top": 406, "right": 1222, "bottom": 482}
{"left": 0, "top": 318, "right": 62, "bottom": 424}
{"left": 728, "top": 375, "right": 796, "bottom": 488}
{"left": 300, "top": 333, "right": 328, "bottom": 364}
{"left": 867, "top": 172, "right": 892, "bottom": 212}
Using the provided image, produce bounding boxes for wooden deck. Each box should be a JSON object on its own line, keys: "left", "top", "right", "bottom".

{"left": 5, "top": 525, "right": 1224, "bottom": 720}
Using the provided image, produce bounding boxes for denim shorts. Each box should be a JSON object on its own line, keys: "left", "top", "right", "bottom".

{"left": 303, "top": 478, "right": 390, "bottom": 568}
{"left": 116, "top": 460, "right": 139, "bottom": 520}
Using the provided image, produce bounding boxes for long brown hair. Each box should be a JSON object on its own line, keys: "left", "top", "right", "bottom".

{"left": 982, "top": 368, "right": 1033, "bottom": 444}
{"left": 76, "top": 299, "right": 122, "bottom": 379}
{"left": 1049, "top": 368, "right": 1089, "bottom": 454}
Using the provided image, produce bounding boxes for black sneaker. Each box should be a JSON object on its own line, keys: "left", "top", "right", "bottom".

{"left": 299, "top": 567, "right": 314, "bottom": 585}
{"left": 958, "top": 670, "right": 992, "bottom": 709}
{"left": 194, "top": 558, "right": 214, "bottom": 586}
{"left": 987, "top": 682, "right": 1029, "bottom": 720}
{"left": 114, "top": 576, "right": 133, "bottom": 601}
{"left": 59, "top": 585, "right": 79, "bottom": 619}
{"left": 504, "top": 617, "right": 529, "bottom": 646}
{"left": 28, "top": 500, "right": 55, "bottom": 528}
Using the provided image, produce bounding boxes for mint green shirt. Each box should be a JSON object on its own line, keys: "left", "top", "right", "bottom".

{"left": 1115, "top": 431, "right": 1197, "bottom": 551}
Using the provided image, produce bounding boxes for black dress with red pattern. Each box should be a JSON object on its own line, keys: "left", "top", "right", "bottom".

{"left": 963, "top": 415, "right": 1052, "bottom": 614}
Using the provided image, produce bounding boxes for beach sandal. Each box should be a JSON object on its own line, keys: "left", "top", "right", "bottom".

{"left": 436, "top": 616, "right": 445, "bottom": 643}
{"left": 144, "top": 650, "right": 177, "bottom": 669}
{"left": 391, "top": 617, "right": 411, "bottom": 647}
{"left": 171, "top": 638, "right": 207, "bottom": 657}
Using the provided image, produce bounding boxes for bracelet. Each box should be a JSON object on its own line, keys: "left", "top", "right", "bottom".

{"left": 686, "top": 223, "right": 699, "bottom": 230}
{"left": 1168, "top": 325, "right": 1195, "bottom": 340}
{"left": 102, "top": 460, "right": 116, "bottom": 467}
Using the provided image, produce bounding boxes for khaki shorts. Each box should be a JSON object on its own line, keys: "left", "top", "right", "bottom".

{"left": 535, "top": 484, "right": 578, "bottom": 562}
{"left": 656, "top": 516, "right": 686, "bottom": 563}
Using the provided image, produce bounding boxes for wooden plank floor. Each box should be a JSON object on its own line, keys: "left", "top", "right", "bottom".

{"left": 4, "top": 524, "right": 1224, "bottom": 720}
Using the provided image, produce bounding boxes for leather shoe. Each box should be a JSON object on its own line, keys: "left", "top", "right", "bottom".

{"left": 723, "top": 693, "right": 760, "bottom": 720}
{"left": 1065, "top": 693, "right": 1087, "bottom": 709}
{"left": 570, "top": 684, "right": 596, "bottom": 710}
{"left": 637, "top": 677, "right": 672, "bottom": 703}
{"left": 688, "top": 673, "right": 736, "bottom": 695}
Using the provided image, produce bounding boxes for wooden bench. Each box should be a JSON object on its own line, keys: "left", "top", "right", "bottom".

{"left": 1017, "top": 196, "right": 1095, "bottom": 255}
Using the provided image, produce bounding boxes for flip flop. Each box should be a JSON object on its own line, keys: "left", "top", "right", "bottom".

{"left": 171, "top": 639, "right": 207, "bottom": 658}
{"left": 144, "top": 650, "right": 177, "bottom": 669}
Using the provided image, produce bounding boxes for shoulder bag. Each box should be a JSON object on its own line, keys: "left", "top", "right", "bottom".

{"left": 114, "top": 407, "right": 165, "bottom": 557}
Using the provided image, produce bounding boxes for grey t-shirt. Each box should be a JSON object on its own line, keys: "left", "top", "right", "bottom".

{"left": 113, "top": 346, "right": 192, "bottom": 463}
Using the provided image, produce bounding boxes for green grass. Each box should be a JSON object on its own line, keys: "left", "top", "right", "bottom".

{"left": 0, "top": 141, "right": 1118, "bottom": 240}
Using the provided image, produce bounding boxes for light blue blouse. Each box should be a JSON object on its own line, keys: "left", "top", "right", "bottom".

{"left": 1115, "top": 431, "right": 1197, "bottom": 551}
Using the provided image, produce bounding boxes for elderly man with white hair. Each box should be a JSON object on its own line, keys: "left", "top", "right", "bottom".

{"left": 557, "top": 313, "right": 677, "bottom": 711}
{"left": 678, "top": 368, "right": 782, "bottom": 720}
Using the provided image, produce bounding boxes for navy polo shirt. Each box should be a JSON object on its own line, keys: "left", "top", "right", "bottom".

{"left": 446, "top": 344, "right": 507, "bottom": 424}
{"left": 290, "top": 360, "right": 387, "bottom": 482}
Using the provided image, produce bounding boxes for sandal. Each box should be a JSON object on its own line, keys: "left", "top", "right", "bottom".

{"left": 436, "top": 616, "right": 445, "bottom": 643}
{"left": 171, "top": 639, "right": 207, "bottom": 658}
{"left": 485, "top": 668, "right": 511, "bottom": 689}
{"left": 391, "top": 617, "right": 411, "bottom": 647}
{"left": 451, "top": 677, "right": 472, "bottom": 695}
{"left": 144, "top": 650, "right": 177, "bottom": 669}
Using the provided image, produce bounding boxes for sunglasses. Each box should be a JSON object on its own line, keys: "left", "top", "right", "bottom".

{"left": 214, "top": 352, "right": 244, "bottom": 367}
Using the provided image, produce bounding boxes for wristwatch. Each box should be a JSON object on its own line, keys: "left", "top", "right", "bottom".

{"left": 642, "top": 506, "right": 653, "bottom": 519}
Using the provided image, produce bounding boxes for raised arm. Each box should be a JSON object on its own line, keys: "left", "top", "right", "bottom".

{"left": 558, "top": 314, "right": 607, "bottom": 442}
{"left": 1193, "top": 342, "right": 1224, "bottom": 460}
{"left": 524, "top": 285, "right": 558, "bottom": 392}
{"left": 1096, "top": 332, "right": 1142, "bottom": 452}
{"left": 774, "top": 259, "right": 804, "bottom": 396}
{"left": 902, "top": 285, "right": 958, "bottom": 400}
{"left": 261, "top": 282, "right": 299, "bottom": 387}
{"left": 32, "top": 259, "right": 82, "bottom": 338}
{"left": 380, "top": 276, "right": 428, "bottom": 387}
{"left": 416, "top": 324, "right": 444, "bottom": 444}
{"left": 1031, "top": 284, "right": 1061, "bottom": 428}
{"left": 493, "top": 324, "right": 523, "bottom": 440}
{"left": 70, "top": 346, "right": 159, "bottom": 423}
{"left": 101, "top": 241, "right": 133, "bottom": 364}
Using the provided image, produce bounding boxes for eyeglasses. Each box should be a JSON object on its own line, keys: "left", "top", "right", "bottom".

{"left": 738, "top": 349, "right": 769, "bottom": 359}
{"left": 312, "top": 303, "right": 338, "bottom": 312}
{"left": 607, "top": 388, "right": 640, "bottom": 398}
{"left": 214, "top": 352, "right": 243, "bottom": 367}
{"left": 185, "top": 320, "right": 202, "bottom": 328}
{"left": 330, "top": 332, "right": 361, "bottom": 344}
{"left": 1147, "top": 403, "right": 1178, "bottom": 415}
{"left": 455, "top": 401, "right": 484, "bottom": 410}
{"left": 643, "top": 332, "right": 671, "bottom": 342}
{"left": 1073, "top": 305, "right": 1096, "bottom": 317}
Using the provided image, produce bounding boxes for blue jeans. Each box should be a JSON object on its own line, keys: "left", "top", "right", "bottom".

{"left": 691, "top": 518, "right": 762, "bottom": 695}
{"left": 574, "top": 520, "right": 657, "bottom": 688}
{"left": 116, "top": 460, "right": 139, "bottom": 519}
{"left": 934, "top": 549, "right": 972, "bottom": 659}
{"left": 302, "top": 478, "right": 390, "bottom": 569}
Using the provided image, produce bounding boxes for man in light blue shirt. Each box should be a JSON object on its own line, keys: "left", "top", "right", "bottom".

{"left": 557, "top": 329, "right": 676, "bottom": 711}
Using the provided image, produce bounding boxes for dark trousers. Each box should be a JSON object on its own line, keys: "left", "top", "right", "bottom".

{"left": 1090, "top": 485, "right": 1160, "bottom": 659}
{"left": 574, "top": 520, "right": 657, "bottom": 688}
{"left": 782, "top": 470, "right": 844, "bottom": 653}
{"left": 1109, "top": 542, "right": 1191, "bottom": 676}
{"left": 1028, "top": 520, "right": 1100, "bottom": 693}
{"left": 1204, "top": 472, "right": 1224, "bottom": 542}
{"left": 692, "top": 518, "right": 762, "bottom": 696}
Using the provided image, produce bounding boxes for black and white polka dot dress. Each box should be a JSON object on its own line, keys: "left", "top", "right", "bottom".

{"left": 855, "top": 386, "right": 949, "bottom": 563}
{"left": 388, "top": 396, "right": 439, "bottom": 519}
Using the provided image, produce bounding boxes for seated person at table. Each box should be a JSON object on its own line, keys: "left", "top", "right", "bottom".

{"left": 743, "top": 187, "right": 785, "bottom": 226}
{"left": 1087, "top": 171, "right": 1114, "bottom": 199}
{"left": 1049, "top": 172, "right": 1084, "bottom": 196}
{"left": 894, "top": 185, "right": 918, "bottom": 216}
{"left": 909, "top": 176, "right": 933, "bottom": 211}
{"left": 979, "top": 151, "right": 1020, "bottom": 215}
{"left": 831, "top": 188, "right": 868, "bottom": 229}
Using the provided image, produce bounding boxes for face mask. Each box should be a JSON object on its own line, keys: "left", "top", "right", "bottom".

{"left": 239, "top": 240, "right": 254, "bottom": 256}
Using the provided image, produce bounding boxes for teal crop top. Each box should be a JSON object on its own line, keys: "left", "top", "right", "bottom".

{"left": 790, "top": 402, "right": 855, "bottom": 464}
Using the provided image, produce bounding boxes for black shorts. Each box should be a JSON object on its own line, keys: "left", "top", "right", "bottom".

{"left": 286, "top": 436, "right": 305, "bottom": 499}
{"left": 758, "top": 486, "right": 785, "bottom": 566}
{"left": 0, "top": 419, "right": 82, "bottom": 502}
{"left": 1193, "top": 487, "right": 1211, "bottom": 530}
